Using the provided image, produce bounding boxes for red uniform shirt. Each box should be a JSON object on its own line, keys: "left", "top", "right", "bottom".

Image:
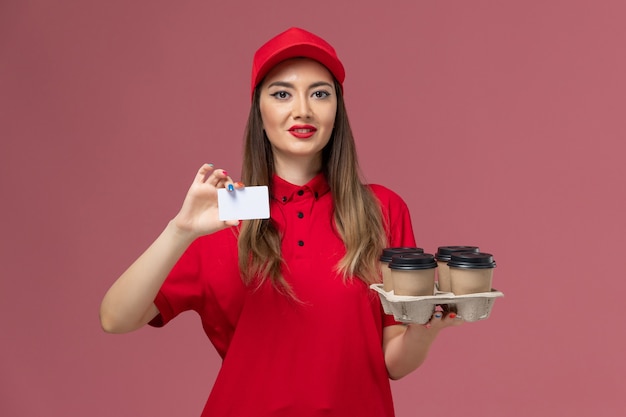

{"left": 151, "top": 173, "right": 416, "bottom": 416}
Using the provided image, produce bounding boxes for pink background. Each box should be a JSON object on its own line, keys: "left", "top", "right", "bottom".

{"left": 2, "top": 1, "right": 625, "bottom": 415}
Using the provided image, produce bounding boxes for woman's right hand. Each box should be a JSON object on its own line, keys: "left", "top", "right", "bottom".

{"left": 100, "top": 163, "right": 244, "bottom": 334}
{"left": 172, "top": 164, "right": 244, "bottom": 238}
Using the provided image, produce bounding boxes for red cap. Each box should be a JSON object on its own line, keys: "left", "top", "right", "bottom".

{"left": 251, "top": 27, "right": 345, "bottom": 96}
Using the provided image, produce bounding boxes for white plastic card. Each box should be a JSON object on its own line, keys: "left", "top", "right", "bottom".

{"left": 217, "top": 186, "right": 270, "bottom": 220}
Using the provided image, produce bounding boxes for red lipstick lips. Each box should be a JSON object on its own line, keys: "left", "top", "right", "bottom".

{"left": 288, "top": 124, "right": 317, "bottom": 139}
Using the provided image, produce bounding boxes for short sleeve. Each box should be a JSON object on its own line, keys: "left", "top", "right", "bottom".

{"left": 148, "top": 228, "right": 245, "bottom": 358}
{"left": 368, "top": 184, "right": 416, "bottom": 248}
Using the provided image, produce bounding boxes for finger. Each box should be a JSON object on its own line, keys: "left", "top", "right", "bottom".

{"left": 230, "top": 182, "right": 246, "bottom": 192}
{"left": 225, "top": 182, "right": 245, "bottom": 192}
{"left": 206, "top": 168, "right": 230, "bottom": 187}
{"left": 427, "top": 311, "right": 443, "bottom": 328}
{"left": 196, "top": 163, "right": 215, "bottom": 183}
{"left": 219, "top": 170, "right": 238, "bottom": 192}
{"left": 444, "top": 312, "right": 464, "bottom": 326}
{"left": 212, "top": 170, "right": 243, "bottom": 192}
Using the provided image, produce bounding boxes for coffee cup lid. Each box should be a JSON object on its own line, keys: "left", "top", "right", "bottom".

{"left": 380, "top": 247, "right": 424, "bottom": 262}
{"left": 447, "top": 252, "right": 496, "bottom": 269}
{"left": 389, "top": 253, "right": 437, "bottom": 270}
{"left": 435, "top": 246, "right": 480, "bottom": 261}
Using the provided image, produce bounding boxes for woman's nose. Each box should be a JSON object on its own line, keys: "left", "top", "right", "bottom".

{"left": 292, "top": 95, "right": 312, "bottom": 119}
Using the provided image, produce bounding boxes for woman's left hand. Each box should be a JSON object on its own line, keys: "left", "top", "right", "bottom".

{"left": 415, "top": 309, "right": 464, "bottom": 333}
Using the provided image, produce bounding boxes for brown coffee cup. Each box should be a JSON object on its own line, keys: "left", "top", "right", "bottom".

{"left": 434, "top": 246, "right": 480, "bottom": 292}
{"left": 389, "top": 253, "right": 437, "bottom": 296}
{"left": 379, "top": 247, "right": 423, "bottom": 292}
{"left": 448, "top": 252, "right": 496, "bottom": 295}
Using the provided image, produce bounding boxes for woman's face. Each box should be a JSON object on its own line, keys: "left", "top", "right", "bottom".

{"left": 259, "top": 58, "right": 337, "bottom": 167}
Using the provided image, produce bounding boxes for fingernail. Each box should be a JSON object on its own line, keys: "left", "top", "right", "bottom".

{"left": 235, "top": 182, "right": 244, "bottom": 187}
{"left": 227, "top": 184, "right": 234, "bottom": 191}
{"left": 449, "top": 313, "right": 457, "bottom": 319}
{"left": 207, "top": 163, "right": 214, "bottom": 168}
{"left": 222, "top": 170, "right": 228, "bottom": 176}
{"left": 434, "top": 313, "right": 442, "bottom": 319}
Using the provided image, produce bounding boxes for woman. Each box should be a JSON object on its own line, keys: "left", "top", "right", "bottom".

{"left": 100, "top": 27, "right": 461, "bottom": 417}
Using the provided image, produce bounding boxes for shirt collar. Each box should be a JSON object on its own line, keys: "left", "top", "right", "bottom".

{"left": 271, "top": 172, "right": 331, "bottom": 203}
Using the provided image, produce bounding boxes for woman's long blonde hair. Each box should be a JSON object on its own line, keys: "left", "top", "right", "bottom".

{"left": 238, "top": 79, "right": 387, "bottom": 296}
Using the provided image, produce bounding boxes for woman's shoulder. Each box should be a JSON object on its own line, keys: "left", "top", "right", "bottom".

{"left": 366, "top": 183, "right": 406, "bottom": 204}
{"left": 366, "top": 184, "right": 412, "bottom": 216}
{"left": 367, "top": 183, "right": 416, "bottom": 246}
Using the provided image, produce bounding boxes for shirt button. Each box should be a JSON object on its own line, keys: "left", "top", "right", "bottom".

{"left": 298, "top": 240, "right": 304, "bottom": 246}
{"left": 297, "top": 212, "right": 304, "bottom": 219}
{"left": 297, "top": 190, "right": 304, "bottom": 196}
{"left": 282, "top": 196, "right": 287, "bottom": 202}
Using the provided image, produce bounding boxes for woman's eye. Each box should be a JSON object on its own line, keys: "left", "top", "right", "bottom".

{"left": 313, "top": 91, "right": 330, "bottom": 99}
{"left": 271, "top": 91, "right": 290, "bottom": 99}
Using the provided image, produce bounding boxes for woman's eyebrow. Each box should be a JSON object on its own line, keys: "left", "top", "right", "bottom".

{"left": 266, "top": 81, "right": 334, "bottom": 89}
{"left": 267, "top": 81, "right": 294, "bottom": 89}
{"left": 309, "top": 81, "right": 334, "bottom": 89}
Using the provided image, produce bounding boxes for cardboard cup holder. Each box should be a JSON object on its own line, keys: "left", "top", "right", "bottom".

{"left": 370, "top": 284, "right": 504, "bottom": 323}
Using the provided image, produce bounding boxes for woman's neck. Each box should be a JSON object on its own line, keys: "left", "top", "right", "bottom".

{"left": 273, "top": 155, "right": 322, "bottom": 186}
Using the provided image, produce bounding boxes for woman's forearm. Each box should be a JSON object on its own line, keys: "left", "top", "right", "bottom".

{"left": 99, "top": 221, "right": 196, "bottom": 334}
{"left": 383, "top": 324, "right": 438, "bottom": 380}
{"left": 383, "top": 314, "right": 462, "bottom": 379}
